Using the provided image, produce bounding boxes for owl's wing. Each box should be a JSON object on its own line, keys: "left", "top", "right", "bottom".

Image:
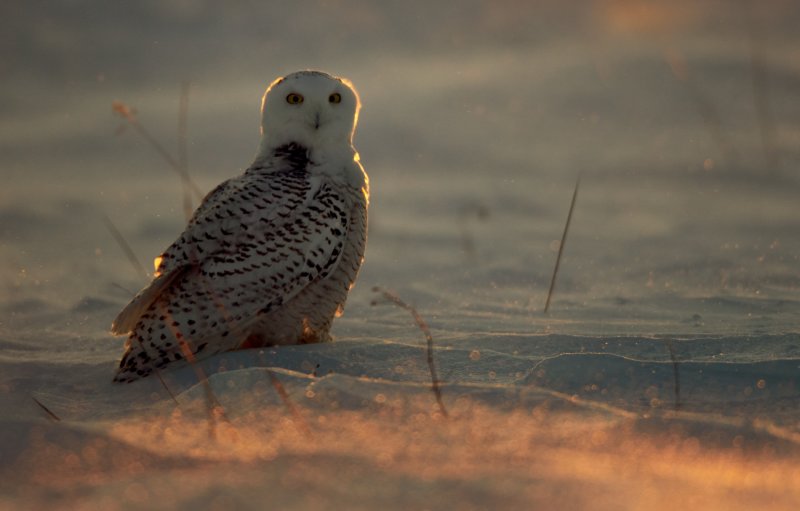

{"left": 192, "top": 178, "right": 351, "bottom": 338}
{"left": 110, "top": 267, "right": 191, "bottom": 334}
{"left": 111, "top": 181, "right": 235, "bottom": 335}
{"left": 111, "top": 173, "right": 350, "bottom": 337}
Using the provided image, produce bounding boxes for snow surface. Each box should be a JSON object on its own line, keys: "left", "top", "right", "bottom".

{"left": 2, "top": 1, "right": 800, "bottom": 510}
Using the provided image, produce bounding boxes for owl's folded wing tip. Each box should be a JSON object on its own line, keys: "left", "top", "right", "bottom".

{"left": 109, "top": 266, "right": 190, "bottom": 337}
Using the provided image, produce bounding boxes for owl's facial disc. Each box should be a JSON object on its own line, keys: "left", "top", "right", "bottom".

{"left": 258, "top": 71, "right": 361, "bottom": 154}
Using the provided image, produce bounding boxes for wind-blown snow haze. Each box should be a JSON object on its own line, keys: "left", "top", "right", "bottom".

{"left": 2, "top": 1, "right": 799, "bottom": 509}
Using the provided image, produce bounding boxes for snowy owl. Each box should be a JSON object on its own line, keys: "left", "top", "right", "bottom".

{"left": 111, "top": 70, "right": 369, "bottom": 383}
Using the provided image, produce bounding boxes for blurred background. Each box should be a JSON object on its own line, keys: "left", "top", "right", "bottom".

{"left": 2, "top": 1, "right": 799, "bottom": 322}
{"left": 2, "top": 2, "right": 800, "bottom": 509}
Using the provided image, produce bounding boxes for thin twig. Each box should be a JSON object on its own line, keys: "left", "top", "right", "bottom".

{"left": 155, "top": 370, "right": 179, "bottom": 405}
{"left": 371, "top": 286, "right": 448, "bottom": 418}
{"left": 102, "top": 214, "right": 149, "bottom": 281}
{"left": 111, "top": 282, "right": 136, "bottom": 297}
{"left": 102, "top": 218, "right": 184, "bottom": 407}
{"left": 202, "top": 381, "right": 226, "bottom": 440}
{"left": 32, "top": 396, "right": 61, "bottom": 422}
{"left": 458, "top": 203, "right": 490, "bottom": 258}
{"left": 111, "top": 93, "right": 225, "bottom": 436}
{"left": 268, "top": 370, "right": 313, "bottom": 439}
{"left": 180, "top": 346, "right": 227, "bottom": 440}
{"left": 544, "top": 175, "right": 580, "bottom": 313}
{"left": 159, "top": 305, "right": 229, "bottom": 439}
{"left": 112, "top": 101, "right": 205, "bottom": 202}
{"left": 663, "top": 339, "right": 682, "bottom": 411}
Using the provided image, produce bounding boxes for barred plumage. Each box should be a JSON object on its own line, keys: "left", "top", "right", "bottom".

{"left": 111, "top": 71, "right": 368, "bottom": 382}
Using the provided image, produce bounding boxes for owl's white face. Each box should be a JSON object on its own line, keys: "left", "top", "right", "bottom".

{"left": 259, "top": 71, "right": 360, "bottom": 153}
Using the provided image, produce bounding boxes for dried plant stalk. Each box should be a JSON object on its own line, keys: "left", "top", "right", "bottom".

{"left": 372, "top": 286, "right": 448, "bottom": 418}
{"left": 32, "top": 396, "right": 61, "bottom": 422}
{"left": 544, "top": 175, "right": 580, "bottom": 313}
{"left": 112, "top": 100, "right": 205, "bottom": 202}
{"left": 103, "top": 215, "right": 148, "bottom": 281}
{"left": 268, "top": 370, "right": 313, "bottom": 439}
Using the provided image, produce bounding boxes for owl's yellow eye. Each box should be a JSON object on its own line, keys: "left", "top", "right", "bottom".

{"left": 329, "top": 93, "right": 342, "bottom": 104}
{"left": 286, "top": 93, "right": 304, "bottom": 104}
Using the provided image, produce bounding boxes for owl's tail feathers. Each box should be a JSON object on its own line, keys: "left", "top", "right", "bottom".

{"left": 113, "top": 365, "right": 152, "bottom": 383}
{"left": 111, "top": 266, "right": 190, "bottom": 335}
{"left": 112, "top": 340, "right": 156, "bottom": 383}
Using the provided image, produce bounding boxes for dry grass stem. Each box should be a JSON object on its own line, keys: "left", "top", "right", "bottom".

{"left": 663, "top": 339, "right": 682, "bottom": 411}
{"left": 103, "top": 216, "right": 184, "bottom": 404}
{"left": 371, "top": 286, "right": 448, "bottom": 418}
{"left": 112, "top": 100, "right": 204, "bottom": 202}
{"left": 111, "top": 92, "right": 230, "bottom": 436}
{"left": 32, "top": 396, "right": 61, "bottom": 422}
{"left": 155, "top": 370, "right": 179, "bottom": 405}
{"left": 159, "top": 311, "right": 229, "bottom": 439}
{"left": 102, "top": 214, "right": 149, "bottom": 281}
{"left": 268, "top": 370, "right": 313, "bottom": 439}
{"left": 544, "top": 175, "right": 580, "bottom": 314}
{"left": 458, "top": 203, "right": 490, "bottom": 258}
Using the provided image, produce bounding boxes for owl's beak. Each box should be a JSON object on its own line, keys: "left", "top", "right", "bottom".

{"left": 314, "top": 111, "right": 321, "bottom": 130}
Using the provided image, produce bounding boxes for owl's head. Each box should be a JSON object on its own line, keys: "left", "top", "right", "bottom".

{"left": 258, "top": 70, "right": 360, "bottom": 156}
